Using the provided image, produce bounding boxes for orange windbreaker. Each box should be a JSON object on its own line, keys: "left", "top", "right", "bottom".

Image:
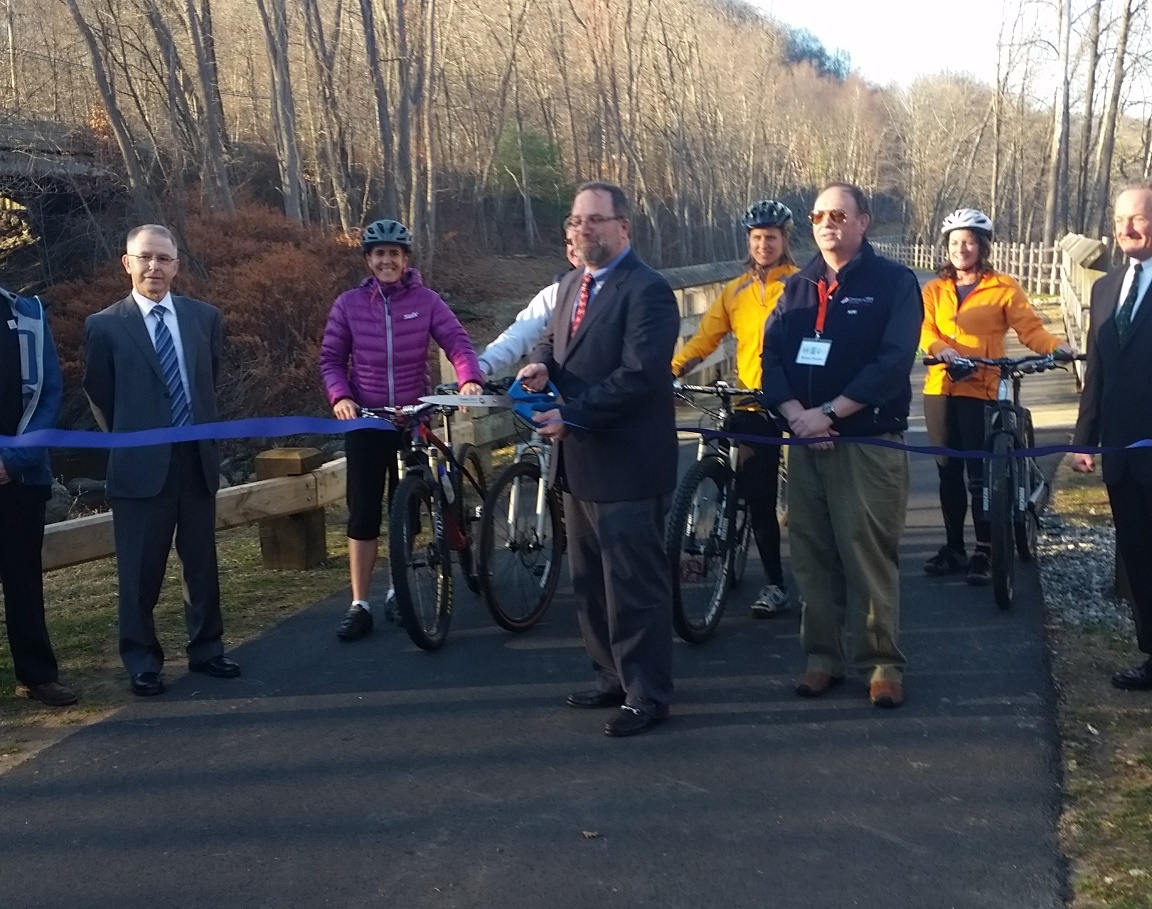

{"left": 672, "top": 263, "right": 799, "bottom": 389}
{"left": 920, "top": 271, "right": 1062, "bottom": 399}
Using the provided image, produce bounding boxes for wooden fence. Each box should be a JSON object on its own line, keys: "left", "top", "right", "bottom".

{"left": 872, "top": 241, "right": 1062, "bottom": 296}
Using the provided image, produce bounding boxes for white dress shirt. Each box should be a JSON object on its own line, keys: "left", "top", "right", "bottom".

{"left": 132, "top": 290, "right": 192, "bottom": 403}
{"left": 1118, "top": 257, "right": 1152, "bottom": 319}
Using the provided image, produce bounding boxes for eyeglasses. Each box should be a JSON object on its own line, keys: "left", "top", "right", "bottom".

{"left": 127, "top": 253, "right": 177, "bottom": 265}
{"left": 563, "top": 214, "right": 623, "bottom": 230}
{"left": 808, "top": 210, "right": 849, "bottom": 226}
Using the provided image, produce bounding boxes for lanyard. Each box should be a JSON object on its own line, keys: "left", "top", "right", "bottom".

{"left": 815, "top": 278, "right": 838, "bottom": 336}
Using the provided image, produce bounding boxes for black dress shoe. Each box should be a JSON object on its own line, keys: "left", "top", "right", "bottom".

{"left": 566, "top": 689, "right": 626, "bottom": 709}
{"left": 189, "top": 656, "right": 241, "bottom": 679}
{"left": 604, "top": 705, "right": 667, "bottom": 738}
{"left": 130, "top": 672, "right": 164, "bottom": 697}
{"left": 1111, "top": 660, "right": 1152, "bottom": 691}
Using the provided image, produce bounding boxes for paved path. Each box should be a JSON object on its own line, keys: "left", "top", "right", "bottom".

{"left": 0, "top": 358, "right": 1079, "bottom": 909}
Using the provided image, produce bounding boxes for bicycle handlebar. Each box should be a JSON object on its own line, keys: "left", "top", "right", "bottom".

{"left": 922, "top": 351, "right": 1086, "bottom": 372}
{"left": 673, "top": 379, "right": 758, "bottom": 397}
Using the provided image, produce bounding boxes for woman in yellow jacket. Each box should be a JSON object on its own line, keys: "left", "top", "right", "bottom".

{"left": 673, "top": 199, "right": 799, "bottom": 616}
{"left": 921, "top": 209, "right": 1073, "bottom": 585}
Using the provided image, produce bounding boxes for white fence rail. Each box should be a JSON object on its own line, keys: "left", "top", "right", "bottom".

{"left": 873, "top": 241, "right": 1061, "bottom": 296}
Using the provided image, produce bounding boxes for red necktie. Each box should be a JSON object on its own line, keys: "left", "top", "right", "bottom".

{"left": 570, "top": 272, "right": 594, "bottom": 336}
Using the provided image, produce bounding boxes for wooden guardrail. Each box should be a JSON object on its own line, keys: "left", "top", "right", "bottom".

{"left": 44, "top": 260, "right": 748, "bottom": 573}
{"left": 873, "top": 240, "right": 1061, "bottom": 296}
{"left": 1057, "top": 233, "right": 1108, "bottom": 385}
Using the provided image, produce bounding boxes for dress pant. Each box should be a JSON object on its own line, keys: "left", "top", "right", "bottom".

{"left": 111, "top": 442, "right": 223, "bottom": 675}
{"left": 1106, "top": 476, "right": 1152, "bottom": 654}
{"left": 0, "top": 484, "right": 59, "bottom": 686}
{"left": 563, "top": 493, "right": 673, "bottom": 712}
{"left": 789, "top": 436, "right": 909, "bottom": 682}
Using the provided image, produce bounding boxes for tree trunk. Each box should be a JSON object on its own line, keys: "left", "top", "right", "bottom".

{"left": 1042, "top": 0, "right": 1071, "bottom": 244}
{"left": 183, "top": 0, "right": 234, "bottom": 213}
{"left": 358, "top": 0, "right": 399, "bottom": 214}
{"left": 255, "top": 0, "right": 307, "bottom": 222}
{"left": 1089, "top": 0, "right": 1135, "bottom": 238}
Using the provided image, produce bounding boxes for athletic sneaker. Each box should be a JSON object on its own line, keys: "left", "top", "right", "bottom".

{"left": 923, "top": 545, "right": 967, "bottom": 576}
{"left": 750, "top": 584, "right": 790, "bottom": 618}
{"left": 966, "top": 551, "right": 992, "bottom": 586}
{"left": 337, "top": 604, "right": 373, "bottom": 641}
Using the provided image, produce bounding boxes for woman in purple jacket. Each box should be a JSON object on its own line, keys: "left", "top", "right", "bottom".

{"left": 320, "top": 218, "right": 483, "bottom": 641}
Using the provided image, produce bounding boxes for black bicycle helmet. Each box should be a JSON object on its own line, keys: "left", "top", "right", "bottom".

{"left": 361, "top": 218, "right": 413, "bottom": 252}
{"left": 741, "top": 200, "right": 794, "bottom": 231}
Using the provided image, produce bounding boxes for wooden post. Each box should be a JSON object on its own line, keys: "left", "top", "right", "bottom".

{"left": 254, "top": 448, "right": 327, "bottom": 569}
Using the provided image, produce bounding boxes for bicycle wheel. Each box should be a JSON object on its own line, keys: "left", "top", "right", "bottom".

{"left": 987, "top": 433, "right": 1015, "bottom": 611}
{"left": 667, "top": 457, "right": 734, "bottom": 643}
{"left": 1015, "top": 415, "right": 1041, "bottom": 562}
{"left": 727, "top": 500, "right": 751, "bottom": 589}
{"left": 776, "top": 446, "right": 789, "bottom": 526}
{"left": 389, "top": 473, "right": 453, "bottom": 650}
{"left": 454, "top": 443, "right": 488, "bottom": 594}
{"left": 478, "top": 459, "right": 564, "bottom": 631}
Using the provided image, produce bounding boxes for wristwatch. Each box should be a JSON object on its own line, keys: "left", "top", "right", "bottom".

{"left": 820, "top": 401, "right": 838, "bottom": 421}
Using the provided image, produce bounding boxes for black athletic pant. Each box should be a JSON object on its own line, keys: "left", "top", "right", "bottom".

{"left": 727, "top": 409, "right": 784, "bottom": 586}
{"left": 938, "top": 396, "right": 990, "bottom": 553}
{"left": 345, "top": 428, "right": 403, "bottom": 540}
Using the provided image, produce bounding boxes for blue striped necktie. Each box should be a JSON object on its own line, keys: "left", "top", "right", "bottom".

{"left": 150, "top": 304, "right": 192, "bottom": 427}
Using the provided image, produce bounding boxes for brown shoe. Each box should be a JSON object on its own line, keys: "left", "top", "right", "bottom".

{"left": 17, "top": 681, "right": 79, "bottom": 708}
{"left": 870, "top": 679, "right": 904, "bottom": 709}
{"left": 795, "top": 671, "right": 845, "bottom": 698}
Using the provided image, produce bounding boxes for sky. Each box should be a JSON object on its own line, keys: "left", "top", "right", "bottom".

{"left": 753, "top": 0, "right": 1008, "bottom": 89}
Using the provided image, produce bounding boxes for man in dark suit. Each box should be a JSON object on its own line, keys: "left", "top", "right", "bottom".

{"left": 1073, "top": 181, "right": 1152, "bottom": 690}
{"left": 83, "top": 224, "right": 239, "bottom": 696}
{"left": 518, "top": 182, "right": 680, "bottom": 737}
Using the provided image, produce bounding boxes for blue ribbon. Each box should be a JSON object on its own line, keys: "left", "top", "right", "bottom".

{"left": 0, "top": 416, "right": 395, "bottom": 449}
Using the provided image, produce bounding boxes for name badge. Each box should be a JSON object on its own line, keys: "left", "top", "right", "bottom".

{"left": 796, "top": 337, "right": 831, "bottom": 366}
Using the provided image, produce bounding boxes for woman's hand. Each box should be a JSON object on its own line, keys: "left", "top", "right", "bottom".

{"left": 460, "top": 381, "right": 483, "bottom": 396}
{"left": 332, "top": 398, "right": 359, "bottom": 420}
{"left": 937, "top": 347, "right": 960, "bottom": 364}
{"left": 1055, "top": 341, "right": 1078, "bottom": 357}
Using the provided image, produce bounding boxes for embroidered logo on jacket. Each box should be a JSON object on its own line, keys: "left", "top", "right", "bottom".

{"left": 403, "top": 312, "right": 420, "bottom": 320}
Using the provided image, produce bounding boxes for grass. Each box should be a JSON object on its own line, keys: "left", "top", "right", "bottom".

{"left": 1047, "top": 456, "right": 1152, "bottom": 908}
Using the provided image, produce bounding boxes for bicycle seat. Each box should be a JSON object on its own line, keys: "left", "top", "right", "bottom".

{"left": 508, "top": 379, "right": 561, "bottom": 423}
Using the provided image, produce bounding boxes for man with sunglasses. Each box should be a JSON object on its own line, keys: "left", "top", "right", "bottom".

{"left": 761, "top": 182, "right": 922, "bottom": 709}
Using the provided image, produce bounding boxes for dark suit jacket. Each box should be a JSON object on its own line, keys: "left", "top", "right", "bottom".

{"left": 83, "top": 295, "right": 223, "bottom": 498}
{"left": 530, "top": 249, "right": 679, "bottom": 503}
{"left": 1073, "top": 264, "right": 1152, "bottom": 486}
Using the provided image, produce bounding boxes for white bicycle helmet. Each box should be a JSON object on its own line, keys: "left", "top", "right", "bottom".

{"left": 941, "top": 208, "right": 993, "bottom": 240}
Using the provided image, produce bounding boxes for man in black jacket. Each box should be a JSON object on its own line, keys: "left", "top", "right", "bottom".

{"left": 761, "top": 182, "right": 922, "bottom": 709}
{"left": 1072, "top": 180, "right": 1152, "bottom": 690}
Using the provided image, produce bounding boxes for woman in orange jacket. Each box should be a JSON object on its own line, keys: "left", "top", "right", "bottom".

{"left": 920, "top": 209, "right": 1073, "bottom": 585}
{"left": 672, "top": 199, "right": 799, "bottom": 616}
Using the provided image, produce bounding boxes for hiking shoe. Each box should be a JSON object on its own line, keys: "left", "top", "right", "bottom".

{"left": 923, "top": 545, "right": 967, "bottom": 576}
{"left": 750, "top": 584, "right": 790, "bottom": 618}
{"left": 966, "top": 551, "right": 992, "bottom": 586}
{"left": 382, "top": 588, "right": 404, "bottom": 626}
{"left": 337, "top": 604, "right": 373, "bottom": 640}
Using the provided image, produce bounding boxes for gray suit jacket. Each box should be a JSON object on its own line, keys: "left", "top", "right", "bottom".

{"left": 83, "top": 294, "right": 223, "bottom": 498}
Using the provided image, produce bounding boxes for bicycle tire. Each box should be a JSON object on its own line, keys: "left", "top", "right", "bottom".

{"left": 455, "top": 443, "right": 488, "bottom": 594}
{"left": 667, "top": 457, "right": 734, "bottom": 643}
{"left": 1015, "top": 414, "right": 1040, "bottom": 562}
{"left": 478, "top": 459, "right": 564, "bottom": 631}
{"left": 728, "top": 500, "right": 751, "bottom": 589}
{"left": 988, "top": 433, "right": 1015, "bottom": 611}
{"left": 389, "top": 473, "right": 453, "bottom": 650}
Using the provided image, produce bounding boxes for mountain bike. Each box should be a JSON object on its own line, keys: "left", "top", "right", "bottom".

{"left": 922, "top": 351, "right": 1083, "bottom": 610}
{"left": 362, "top": 391, "right": 487, "bottom": 650}
{"left": 667, "top": 380, "right": 775, "bottom": 643}
{"left": 476, "top": 380, "right": 565, "bottom": 631}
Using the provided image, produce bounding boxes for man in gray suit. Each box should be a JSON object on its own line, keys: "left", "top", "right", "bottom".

{"left": 518, "top": 182, "right": 680, "bottom": 737}
{"left": 83, "top": 224, "right": 239, "bottom": 696}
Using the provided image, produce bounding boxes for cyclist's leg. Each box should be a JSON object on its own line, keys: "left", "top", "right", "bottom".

{"left": 729, "top": 410, "right": 785, "bottom": 586}
{"left": 939, "top": 395, "right": 970, "bottom": 552}
{"left": 923, "top": 394, "right": 967, "bottom": 573}
{"left": 340, "top": 429, "right": 398, "bottom": 638}
{"left": 951, "top": 397, "right": 991, "bottom": 553}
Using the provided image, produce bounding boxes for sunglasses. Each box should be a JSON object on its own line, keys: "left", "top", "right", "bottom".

{"left": 808, "top": 209, "right": 849, "bottom": 225}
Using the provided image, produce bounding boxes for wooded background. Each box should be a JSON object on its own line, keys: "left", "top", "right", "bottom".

{"left": 3, "top": 0, "right": 1150, "bottom": 272}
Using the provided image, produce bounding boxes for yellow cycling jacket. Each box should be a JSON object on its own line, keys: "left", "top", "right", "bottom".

{"left": 920, "top": 270, "right": 1062, "bottom": 399}
{"left": 672, "top": 263, "right": 799, "bottom": 389}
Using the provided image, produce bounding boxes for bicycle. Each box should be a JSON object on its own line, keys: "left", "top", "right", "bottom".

{"left": 362, "top": 389, "right": 487, "bottom": 650}
{"left": 667, "top": 379, "right": 779, "bottom": 643}
{"left": 476, "top": 379, "right": 565, "bottom": 632}
{"left": 922, "top": 351, "right": 1083, "bottom": 610}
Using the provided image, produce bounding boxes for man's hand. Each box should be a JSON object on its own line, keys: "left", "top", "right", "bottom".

{"left": 516, "top": 363, "right": 549, "bottom": 392}
{"left": 460, "top": 381, "right": 483, "bottom": 396}
{"left": 788, "top": 407, "right": 838, "bottom": 452}
{"left": 332, "top": 398, "right": 359, "bottom": 420}
{"left": 0, "top": 458, "right": 10, "bottom": 484}
{"left": 1071, "top": 453, "right": 1095, "bottom": 473}
{"left": 533, "top": 408, "right": 568, "bottom": 441}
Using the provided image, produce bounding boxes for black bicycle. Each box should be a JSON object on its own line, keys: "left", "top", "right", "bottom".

{"left": 923, "top": 352, "right": 1083, "bottom": 610}
{"left": 363, "top": 391, "right": 487, "bottom": 650}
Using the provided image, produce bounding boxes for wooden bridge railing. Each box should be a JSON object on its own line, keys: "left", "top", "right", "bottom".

{"left": 873, "top": 240, "right": 1062, "bottom": 296}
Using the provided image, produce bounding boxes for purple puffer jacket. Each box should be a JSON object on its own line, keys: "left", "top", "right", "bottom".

{"left": 319, "top": 269, "right": 482, "bottom": 408}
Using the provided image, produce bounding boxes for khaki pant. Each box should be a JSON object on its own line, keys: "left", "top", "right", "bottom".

{"left": 789, "top": 435, "right": 909, "bottom": 682}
